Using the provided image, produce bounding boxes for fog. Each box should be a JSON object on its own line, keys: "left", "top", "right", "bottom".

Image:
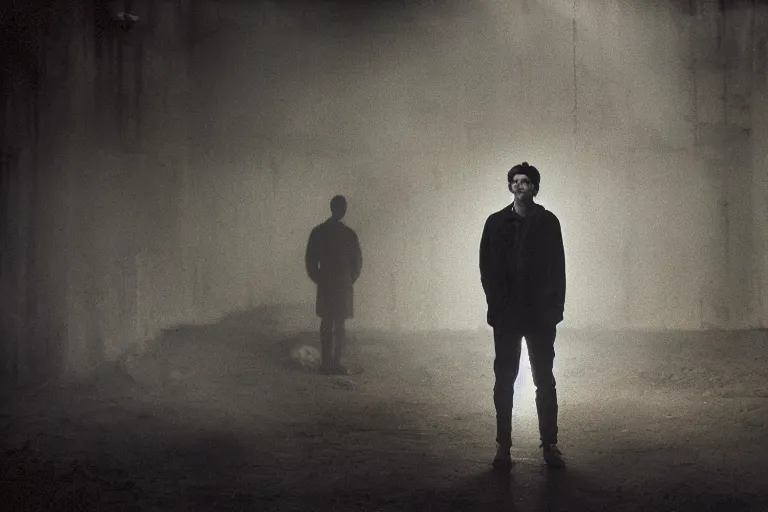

{"left": 181, "top": 0, "right": 766, "bottom": 334}
{"left": 1, "top": 1, "right": 767, "bottom": 380}
{"left": 3, "top": 1, "right": 768, "bottom": 509}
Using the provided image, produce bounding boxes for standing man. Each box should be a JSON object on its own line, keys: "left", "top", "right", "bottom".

{"left": 479, "top": 162, "right": 566, "bottom": 470}
{"left": 305, "top": 195, "right": 363, "bottom": 375}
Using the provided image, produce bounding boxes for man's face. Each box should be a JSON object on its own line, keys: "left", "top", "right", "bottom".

{"left": 509, "top": 173, "right": 536, "bottom": 201}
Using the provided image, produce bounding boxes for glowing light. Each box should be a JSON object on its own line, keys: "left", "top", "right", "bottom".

{"left": 515, "top": 340, "right": 536, "bottom": 404}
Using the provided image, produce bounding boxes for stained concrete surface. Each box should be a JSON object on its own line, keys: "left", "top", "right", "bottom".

{"left": 2, "top": 311, "right": 767, "bottom": 511}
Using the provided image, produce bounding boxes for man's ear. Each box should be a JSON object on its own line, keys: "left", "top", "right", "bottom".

{"left": 507, "top": 182, "right": 513, "bottom": 193}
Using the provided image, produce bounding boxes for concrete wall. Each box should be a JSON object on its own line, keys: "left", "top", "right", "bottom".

{"left": 188, "top": 0, "right": 767, "bottom": 332}
{"left": 1, "top": 0, "right": 196, "bottom": 384}
{"left": 751, "top": 2, "right": 768, "bottom": 328}
{"left": 2, "top": 0, "right": 767, "bottom": 386}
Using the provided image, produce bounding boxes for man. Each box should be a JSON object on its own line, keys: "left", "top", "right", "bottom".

{"left": 479, "top": 162, "right": 566, "bottom": 470}
{"left": 305, "top": 195, "right": 363, "bottom": 375}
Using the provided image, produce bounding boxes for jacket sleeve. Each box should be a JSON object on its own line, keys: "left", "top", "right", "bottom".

{"left": 551, "top": 215, "right": 566, "bottom": 312}
{"left": 305, "top": 228, "right": 320, "bottom": 284}
{"left": 479, "top": 217, "right": 496, "bottom": 305}
{"left": 351, "top": 231, "right": 362, "bottom": 283}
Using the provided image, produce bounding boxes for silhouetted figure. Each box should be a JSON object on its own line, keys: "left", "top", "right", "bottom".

{"left": 479, "top": 162, "right": 566, "bottom": 470}
{"left": 305, "top": 195, "right": 363, "bottom": 375}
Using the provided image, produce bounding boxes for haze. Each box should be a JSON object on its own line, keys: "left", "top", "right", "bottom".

{"left": 2, "top": 1, "right": 767, "bottom": 510}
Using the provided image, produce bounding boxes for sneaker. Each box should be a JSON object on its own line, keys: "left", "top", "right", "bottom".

{"left": 542, "top": 443, "right": 565, "bottom": 468}
{"left": 491, "top": 444, "right": 512, "bottom": 471}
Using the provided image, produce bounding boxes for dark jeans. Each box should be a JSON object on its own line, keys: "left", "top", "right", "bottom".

{"left": 493, "top": 318, "right": 558, "bottom": 448}
{"left": 320, "top": 317, "right": 346, "bottom": 367}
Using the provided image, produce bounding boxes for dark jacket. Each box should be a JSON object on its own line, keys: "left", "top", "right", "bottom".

{"left": 305, "top": 219, "right": 363, "bottom": 319}
{"left": 479, "top": 203, "right": 565, "bottom": 328}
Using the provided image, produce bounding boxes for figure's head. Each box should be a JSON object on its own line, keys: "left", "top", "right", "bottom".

{"left": 507, "top": 161, "right": 540, "bottom": 200}
{"left": 330, "top": 195, "right": 347, "bottom": 220}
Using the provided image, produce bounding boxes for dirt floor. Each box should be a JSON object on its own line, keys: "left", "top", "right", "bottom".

{"left": 2, "top": 311, "right": 768, "bottom": 511}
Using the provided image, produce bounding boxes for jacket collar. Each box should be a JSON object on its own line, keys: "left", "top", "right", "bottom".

{"left": 504, "top": 202, "right": 545, "bottom": 220}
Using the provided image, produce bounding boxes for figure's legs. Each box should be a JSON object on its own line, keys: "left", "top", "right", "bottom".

{"left": 319, "top": 318, "right": 333, "bottom": 371}
{"left": 332, "top": 318, "right": 346, "bottom": 367}
{"left": 492, "top": 322, "right": 524, "bottom": 450}
{"left": 525, "top": 324, "right": 558, "bottom": 446}
{"left": 526, "top": 323, "right": 564, "bottom": 468}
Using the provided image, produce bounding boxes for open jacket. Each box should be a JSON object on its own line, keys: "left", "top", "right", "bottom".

{"left": 479, "top": 203, "right": 565, "bottom": 328}
{"left": 305, "top": 219, "right": 363, "bottom": 320}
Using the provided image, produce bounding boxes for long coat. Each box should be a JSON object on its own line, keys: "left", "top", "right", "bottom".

{"left": 305, "top": 219, "right": 363, "bottom": 319}
{"left": 479, "top": 203, "right": 566, "bottom": 328}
